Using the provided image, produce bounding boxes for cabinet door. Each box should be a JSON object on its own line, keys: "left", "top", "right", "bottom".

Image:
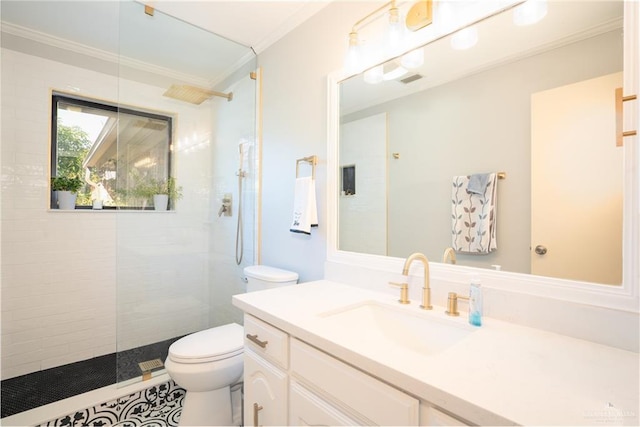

{"left": 289, "top": 380, "right": 364, "bottom": 426}
{"left": 291, "top": 338, "right": 419, "bottom": 426}
{"left": 421, "top": 403, "right": 470, "bottom": 426}
{"left": 244, "top": 349, "right": 287, "bottom": 426}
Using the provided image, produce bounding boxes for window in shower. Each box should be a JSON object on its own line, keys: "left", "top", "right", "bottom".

{"left": 51, "top": 93, "right": 173, "bottom": 209}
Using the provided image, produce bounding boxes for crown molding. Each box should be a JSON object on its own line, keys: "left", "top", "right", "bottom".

{"left": 251, "top": 1, "right": 332, "bottom": 54}
{"left": 1, "top": 21, "right": 211, "bottom": 88}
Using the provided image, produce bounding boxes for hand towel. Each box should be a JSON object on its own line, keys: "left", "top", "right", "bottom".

{"left": 451, "top": 173, "right": 497, "bottom": 254}
{"left": 467, "top": 173, "right": 490, "bottom": 195}
{"left": 290, "top": 176, "right": 318, "bottom": 235}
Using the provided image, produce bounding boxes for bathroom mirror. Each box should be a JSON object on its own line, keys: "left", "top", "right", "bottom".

{"left": 334, "top": 1, "right": 627, "bottom": 286}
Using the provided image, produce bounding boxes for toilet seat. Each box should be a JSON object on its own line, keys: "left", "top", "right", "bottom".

{"left": 168, "top": 323, "right": 244, "bottom": 364}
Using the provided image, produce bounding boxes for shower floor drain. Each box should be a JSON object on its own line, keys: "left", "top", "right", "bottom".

{"left": 138, "top": 359, "right": 164, "bottom": 372}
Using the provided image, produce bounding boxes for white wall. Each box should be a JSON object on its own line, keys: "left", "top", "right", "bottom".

{"left": 0, "top": 47, "right": 253, "bottom": 379}
{"left": 1, "top": 49, "right": 120, "bottom": 379}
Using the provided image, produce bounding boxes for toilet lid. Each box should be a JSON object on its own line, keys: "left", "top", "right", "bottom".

{"left": 168, "top": 323, "right": 244, "bottom": 364}
{"left": 244, "top": 265, "right": 299, "bottom": 282}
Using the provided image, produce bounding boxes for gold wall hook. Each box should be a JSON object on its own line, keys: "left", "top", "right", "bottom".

{"left": 615, "top": 88, "right": 637, "bottom": 147}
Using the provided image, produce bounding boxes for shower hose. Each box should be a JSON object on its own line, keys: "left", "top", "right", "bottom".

{"left": 235, "top": 169, "right": 244, "bottom": 265}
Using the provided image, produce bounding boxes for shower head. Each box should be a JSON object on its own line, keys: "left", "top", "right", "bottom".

{"left": 163, "top": 84, "right": 233, "bottom": 105}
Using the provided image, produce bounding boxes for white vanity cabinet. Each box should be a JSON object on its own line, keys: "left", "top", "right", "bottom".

{"left": 289, "top": 338, "right": 420, "bottom": 426}
{"left": 242, "top": 313, "right": 473, "bottom": 426}
{"left": 289, "top": 380, "right": 364, "bottom": 426}
{"left": 421, "top": 404, "right": 470, "bottom": 426}
{"left": 242, "top": 314, "right": 429, "bottom": 426}
{"left": 244, "top": 349, "right": 288, "bottom": 426}
{"left": 243, "top": 315, "right": 289, "bottom": 426}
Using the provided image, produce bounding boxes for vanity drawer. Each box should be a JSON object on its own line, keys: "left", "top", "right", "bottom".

{"left": 290, "top": 338, "right": 419, "bottom": 426}
{"left": 244, "top": 314, "right": 289, "bottom": 369}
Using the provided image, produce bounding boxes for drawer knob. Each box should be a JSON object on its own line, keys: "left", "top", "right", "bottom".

{"left": 246, "top": 333, "right": 269, "bottom": 348}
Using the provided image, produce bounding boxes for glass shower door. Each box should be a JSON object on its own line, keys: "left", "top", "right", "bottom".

{"left": 115, "top": 2, "right": 257, "bottom": 387}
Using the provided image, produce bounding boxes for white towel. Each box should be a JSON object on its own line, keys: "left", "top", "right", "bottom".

{"left": 451, "top": 173, "right": 497, "bottom": 254}
{"left": 290, "top": 176, "right": 318, "bottom": 235}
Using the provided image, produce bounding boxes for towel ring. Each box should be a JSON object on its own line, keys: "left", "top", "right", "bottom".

{"left": 296, "top": 155, "right": 317, "bottom": 180}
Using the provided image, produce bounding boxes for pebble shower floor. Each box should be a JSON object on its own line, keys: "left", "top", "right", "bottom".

{"left": 35, "top": 380, "right": 185, "bottom": 427}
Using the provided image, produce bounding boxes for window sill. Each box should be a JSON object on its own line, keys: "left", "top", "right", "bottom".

{"left": 47, "top": 209, "right": 177, "bottom": 213}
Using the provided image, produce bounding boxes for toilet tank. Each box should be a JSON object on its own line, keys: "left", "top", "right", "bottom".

{"left": 244, "top": 265, "right": 299, "bottom": 292}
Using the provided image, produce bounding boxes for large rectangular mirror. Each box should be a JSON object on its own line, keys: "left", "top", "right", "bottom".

{"left": 337, "top": 1, "right": 625, "bottom": 286}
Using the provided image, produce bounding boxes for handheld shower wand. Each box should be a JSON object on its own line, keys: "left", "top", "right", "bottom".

{"left": 235, "top": 144, "right": 246, "bottom": 265}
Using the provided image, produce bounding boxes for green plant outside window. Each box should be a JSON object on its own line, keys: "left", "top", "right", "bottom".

{"left": 51, "top": 94, "right": 176, "bottom": 210}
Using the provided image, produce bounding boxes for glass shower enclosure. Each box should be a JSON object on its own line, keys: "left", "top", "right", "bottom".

{"left": 0, "top": 0, "right": 257, "bottom": 418}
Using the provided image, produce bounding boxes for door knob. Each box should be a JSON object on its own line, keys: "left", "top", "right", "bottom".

{"left": 534, "top": 245, "right": 547, "bottom": 255}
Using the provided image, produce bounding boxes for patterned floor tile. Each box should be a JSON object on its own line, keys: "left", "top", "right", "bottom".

{"left": 35, "top": 381, "right": 185, "bottom": 427}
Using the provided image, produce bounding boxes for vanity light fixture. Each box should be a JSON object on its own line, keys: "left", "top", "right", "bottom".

{"left": 345, "top": 0, "right": 433, "bottom": 75}
{"left": 364, "top": 61, "right": 410, "bottom": 84}
{"left": 364, "top": 65, "right": 385, "bottom": 84}
{"left": 400, "top": 48, "right": 425, "bottom": 69}
{"left": 450, "top": 25, "right": 478, "bottom": 50}
{"left": 385, "top": 2, "right": 407, "bottom": 57}
{"left": 447, "top": 3, "right": 479, "bottom": 51}
{"left": 383, "top": 65, "right": 409, "bottom": 81}
{"left": 363, "top": 62, "right": 409, "bottom": 84}
{"left": 513, "top": 0, "right": 548, "bottom": 26}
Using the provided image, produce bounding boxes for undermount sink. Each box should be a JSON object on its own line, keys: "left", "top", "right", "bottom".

{"left": 318, "top": 301, "right": 475, "bottom": 356}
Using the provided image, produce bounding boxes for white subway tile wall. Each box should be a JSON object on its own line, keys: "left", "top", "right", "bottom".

{"left": 1, "top": 48, "right": 252, "bottom": 380}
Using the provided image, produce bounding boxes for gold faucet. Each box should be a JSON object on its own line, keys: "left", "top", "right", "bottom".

{"left": 442, "top": 247, "right": 457, "bottom": 264}
{"left": 402, "top": 252, "right": 432, "bottom": 310}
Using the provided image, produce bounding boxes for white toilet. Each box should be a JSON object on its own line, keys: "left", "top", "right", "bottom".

{"left": 165, "top": 265, "right": 298, "bottom": 426}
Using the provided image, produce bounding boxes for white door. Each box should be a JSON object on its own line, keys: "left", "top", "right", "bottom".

{"left": 244, "top": 349, "right": 288, "bottom": 426}
{"left": 531, "top": 72, "right": 623, "bottom": 284}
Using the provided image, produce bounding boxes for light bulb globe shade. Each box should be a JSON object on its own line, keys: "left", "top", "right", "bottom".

{"left": 364, "top": 65, "right": 384, "bottom": 84}
{"left": 513, "top": 0, "right": 548, "bottom": 26}
{"left": 344, "top": 31, "right": 362, "bottom": 75}
{"left": 384, "top": 8, "right": 408, "bottom": 57}
{"left": 401, "top": 48, "right": 424, "bottom": 69}
{"left": 345, "top": 45, "right": 362, "bottom": 75}
{"left": 383, "top": 66, "right": 408, "bottom": 81}
{"left": 436, "top": 1, "right": 457, "bottom": 34}
{"left": 451, "top": 26, "right": 478, "bottom": 50}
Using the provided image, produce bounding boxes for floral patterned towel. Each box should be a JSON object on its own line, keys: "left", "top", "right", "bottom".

{"left": 451, "top": 173, "right": 497, "bottom": 254}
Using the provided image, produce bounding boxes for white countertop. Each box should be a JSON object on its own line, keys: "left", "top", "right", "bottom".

{"left": 232, "top": 280, "right": 639, "bottom": 426}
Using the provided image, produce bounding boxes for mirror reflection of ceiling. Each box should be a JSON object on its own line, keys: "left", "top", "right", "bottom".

{"left": 340, "top": 1, "right": 624, "bottom": 115}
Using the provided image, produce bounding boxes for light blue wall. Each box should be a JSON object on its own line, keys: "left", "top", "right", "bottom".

{"left": 257, "top": 2, "right": 376, "bottom": 282}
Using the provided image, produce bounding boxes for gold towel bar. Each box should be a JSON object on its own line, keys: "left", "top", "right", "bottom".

{"left": 497, "top": 172, "right": 506, "bottom": 180}
{"left": 296, "top": 155, "right": 317, "bottom": 179}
